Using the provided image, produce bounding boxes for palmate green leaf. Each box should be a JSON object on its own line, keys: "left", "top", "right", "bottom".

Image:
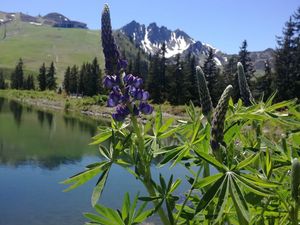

{"left": 92, "top": 204, "right": 125, "bottom": 225}
{"left": 213, "top": 175, "right": 229, "bottom": 223}
{"left": 121, "top": 192, "right": 130, "bottom": 220}
{"left": 228, "top": 174, "right": 249, "bottom": 225}
{"left": 92, "top": 168, "right": 110, "bottom": 207}
{"left": 265, "top": 99, "right": 296, "bottom": 112}
{"left": 90, "top": 130, "right": 112, "bottom": 145}
{"left": 158, "top": 117, "right": 174, "bottom": 134}
{"left": 195, "top": 175, "right": 226, "bottom": 214}
{"left": 234, "top": 152, "right": 260, "bottom": 170}
{"left": 240, "top": 174, "right": 279, "bottom": 188}
{"left": 62, "top": 161, "right": 109, "bottom": 192}
{"left": 193, "top": 173, "right": 224, "bottom": 189}
{"left": 234, "top": 174, "right": 274, "bottom": 196}
{"left": 194, "top": 150, "right": 228, "bottom": 172}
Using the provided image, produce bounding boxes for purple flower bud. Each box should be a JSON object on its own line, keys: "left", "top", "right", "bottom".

{"left": 142, "top": 91, "right": 150, "bottom": 101}
{"left": 133, "top": 78, "right": 143, "bottom": 88}
{"left": 124, "top": 74, "right": 134, "bottom": 85}
{"left": 112, "top": 113, "right": 125, "bottom": 121}
{"left": 108, "top": 91, "right": 121, "bottom": 107}
{"left": 139, "top": 102, "right": 153, "bottom": 115}
{"left": 129, "top": 86, "right": 137, "bottom": 96}
{"left": 134, "top": 89, "right": 143, "bottom": 100}
{"left": 103, "top": 75, "right": 115, "bottom": 89}
{"left": 116, "top": 104, "right": 130, "bottom": 116}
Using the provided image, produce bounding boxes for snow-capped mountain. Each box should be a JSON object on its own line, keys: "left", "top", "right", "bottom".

{"left": 120, "top": 20, "right": 227, "bottom": 65}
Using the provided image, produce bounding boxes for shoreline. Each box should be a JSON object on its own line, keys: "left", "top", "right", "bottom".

{"left": 0, "top": 89, "right": 188, "bottom": 120}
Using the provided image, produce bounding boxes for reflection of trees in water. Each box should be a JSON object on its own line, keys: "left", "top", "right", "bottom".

{"left": 0, "top": 97, "right": 4, "bottom": 112}
{"left": 78, "top": 120, "right": 97, "bottom": 137}
{"left": 63, "top": 115, "right": 76, "bottom": 130}
{"left": 37, "top": 156, "right": 82, "bottom": 170}
{"left": 63, "top": 114, "right": 98, "bottom": 137}
{"left": 9, "top": 100, "right": 23, "bottom": 127}
{"left": 37, "top": 110, "right": 45, "bottom": 127}
{"left": 26, "top": 106, "right": 33, "bottom": 113}
{"left": 36, "top": 110, "right": 53, "bottom": 129}
{"left": 45, "top": 112, "right": 53, "bottom": 128}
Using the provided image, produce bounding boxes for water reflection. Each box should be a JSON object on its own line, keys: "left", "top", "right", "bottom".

{"left": 0, "top": 98, "right": 100, "bottom": 169}
{"left": 0, "top": 97, "right": 4, "bottom": 112}
{"left": 9, "top": 100, "right": 23, "bottom": 126}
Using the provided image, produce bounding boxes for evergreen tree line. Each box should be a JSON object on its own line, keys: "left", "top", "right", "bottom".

{"left": 63, "top": 57, "right": 103, "bottom": 96}
{"left": 9, "top": 58, "right": 35, "bottom": 90}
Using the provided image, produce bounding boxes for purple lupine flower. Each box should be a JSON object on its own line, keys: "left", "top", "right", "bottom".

{"left": 139, "top": 102, "right": 153, "bottom": 115}
{"left": 103, "top": 75, "right": 117, "bottom": 89}
{"left": 101, "top": 4, "right": 153, "bottom": 121}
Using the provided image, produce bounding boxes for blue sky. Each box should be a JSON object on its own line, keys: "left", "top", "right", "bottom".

{"left": 1, "top": 0, "right": 299, "bottom": 54}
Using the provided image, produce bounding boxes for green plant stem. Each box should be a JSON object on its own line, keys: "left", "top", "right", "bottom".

{"left": 131, "top": 115, "right": 170, "bottom": 225}
{"left": 293, "top": 201, "right": 299, "bottom": 225}
{"left": 174, "top": 167, "right": 201, "bottom": 224}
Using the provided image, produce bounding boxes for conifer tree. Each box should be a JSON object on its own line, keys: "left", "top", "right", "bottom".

{"left": 147, "top": 53, "right": 163, "bottom": 103}
{"left": 0, "top": 71, "right": 5, "bottom": 89}
{"left": 222, "top": 55, "right": 239, "bottom": 101}
{"left": 274, "top": 17, "right": 297, "bottom": 100}
{"left": 202, "top": 48, "right": 221, "bottom": 106}
{"left": 78, "top": 64, "right": 86, "bottom": 95}
{"left": 46, "top": 62, "right": 57, "bottom": 90}
{"left": 63, "top": 66, "right": 71, "bottom": 94}
{"left": 38, "top": 63, "right": 47, "bottom": 91}
{"left": 238, "top": 40, "right": 255, "bottom": 81}
{"left": 10, "top": 58, "right": 24, "bottom": 89}
{"left": 185, "top": 54, "right": 199, "bottom": 105}
{"left": 168, "top": 54, "right": 186, "bottom": 105}
{"left": 24, "top": 75, "right": 35, "bottom": 90}
{"left": 91, "top": 57, "right": 102, "bottom": 94}
{"left": 69, "top": 65, "right": 78, "bottom": 94}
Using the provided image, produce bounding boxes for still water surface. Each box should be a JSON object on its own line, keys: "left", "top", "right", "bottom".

{"left": 0, "top": 98, "right": 188, "bottom": 225}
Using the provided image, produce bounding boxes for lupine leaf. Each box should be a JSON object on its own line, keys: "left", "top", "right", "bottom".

{"left": 92, "top": 168, "right": 110, "bottom": 207}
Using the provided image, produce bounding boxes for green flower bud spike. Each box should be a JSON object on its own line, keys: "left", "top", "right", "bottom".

{"left": 211, "top": 85, "right": 233, "bottom": 161}
{"left": 291, "top": 158, "right": 300, "bottom": 203}
{"left": 195, "top": 66, "right": 213, "bottom": 120}
{"left": 237, "top": 62, "right": 254, "bottom": 106}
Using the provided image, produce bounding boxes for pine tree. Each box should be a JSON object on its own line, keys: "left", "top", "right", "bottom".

{"left": 63, "top": 66, "right": 71, "bottom": 94}
{"left": 185, "top": 54, "right": 199, "bottom": 105}
{"left": 78, "top": 64, "right": 86, "bottom": 95}
{"left": 91, "top": 57, "right": 102, "bottom": 94}
{"left": 46, "top": 62, "right": 57, "bottom": 90}
{"left": 168, "top": 54, "right": 186, "bottom": 105}
{"left": 202, "top": 48, "right": 221, "bottom": 106}
{"left": 24, "top": 75, "right": 35, "bottom": 90}
{"left": 160, "top": 43, "right": 167, "bottom": 100}
{"left": 147, "top": 53, "right": 163, "bottom": 103}
{"left": 222, "top": 55, "right": 239, "bottom": 101}
{"left": 69, "top": 65, "right": 78, "bottom": 94}
{"left": 238, "top": 40, "right": 255, "bottom": 81}
{"left": 274, "top": 17, "right": 296, "bottom": 100}
{"left": 0, "top": 71, "right": 5, "bottom": 89}
{"left": 38, "top": 63, "right": 47, "bottom": 91}
{"left": 10, "top": 58, "right": 24, "bottom": 89}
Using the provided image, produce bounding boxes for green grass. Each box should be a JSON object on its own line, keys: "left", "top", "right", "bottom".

{"left": 0, "top": 20, "right": 103, "bottom": 82}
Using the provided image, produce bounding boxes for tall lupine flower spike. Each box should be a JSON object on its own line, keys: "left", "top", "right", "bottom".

{"left": 101, "top": 4, "right": 123, "bottom": 74}
{"left": 195, "top": 66, "right": 213, "bottom": 119}
{"left": 291, "top": 158, "right": 300, "bottom": 203}
{"left": 101, "top": 4, "right": 153, "bottom": 122}
{"left": 237, "top": 62, "right": 254, "bottom": 106}
{"left": 211, "top": 85, "right": 233, "bottom": 160}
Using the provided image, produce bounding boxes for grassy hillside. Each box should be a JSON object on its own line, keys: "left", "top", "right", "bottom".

{"left": 0, "top": 18, "right": 103, "bottom": 81}
{"left": 0, "top": 15, "right": 146, "bottom": 83}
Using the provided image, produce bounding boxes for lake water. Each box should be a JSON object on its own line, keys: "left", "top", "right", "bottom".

{"left": 0, "top": 98, "right": 188, "bottom": 225}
